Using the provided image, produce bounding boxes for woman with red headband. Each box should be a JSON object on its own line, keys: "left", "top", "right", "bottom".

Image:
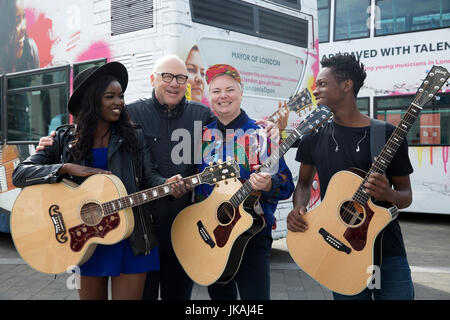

{"left": 194, "top": 64, "right": 295, "bottom": 300}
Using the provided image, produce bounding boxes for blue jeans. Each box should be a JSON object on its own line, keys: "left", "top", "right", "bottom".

{"left": 208, "top": 232, "right": 273, "bottom": 300}
{"left": 333, "top": 255, "right": 415, "bottom": 300}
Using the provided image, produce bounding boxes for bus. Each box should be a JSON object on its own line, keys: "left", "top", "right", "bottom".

{"left": 317, "top": 0, "right": 450, "bottom": 215}
{"left": 0, "top": 0, "right": 319, "bottom": 236}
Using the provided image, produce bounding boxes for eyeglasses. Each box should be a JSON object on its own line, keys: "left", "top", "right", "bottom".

{"left": 155, "top": 72, "right": 188, "bottom": 84}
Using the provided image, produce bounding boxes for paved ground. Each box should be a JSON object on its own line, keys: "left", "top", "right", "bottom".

{"left": 0, "top": 212, "right": 449, "bottom": 301}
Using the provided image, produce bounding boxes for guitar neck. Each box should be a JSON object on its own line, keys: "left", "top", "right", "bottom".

{"left": 353, "top": 63, "right": 450, "bottom": 205}
{"left": 373, "top": 103, "right": 422, "bottom": 174}
{"left": 229, "top": 109, "right": 326, "bottom": 207}
{"left": 352, "top": 65, "right": 449, "bottom": 206}
{"left": 353, "top": 103, "right": 422, "bottom": 205}
{"left": 101, "top": 174, "right": 201, "bottom": 215}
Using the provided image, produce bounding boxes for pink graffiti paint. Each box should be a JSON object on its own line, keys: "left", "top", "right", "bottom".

{"left": 430, "top": 146, "right": 433, "bottom": 165}
{"left": 25, "top": 9, "right": 57, "bottom": 68}
{"left": 305, "top": 39, "right": 320, "bottom": 91}
{"left": 75, "top": 41, "right": 111, "bottom": 62}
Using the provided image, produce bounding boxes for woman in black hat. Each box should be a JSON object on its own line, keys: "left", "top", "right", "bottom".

{"left": 13, "top": 61, "right": 159, "bottom": 300}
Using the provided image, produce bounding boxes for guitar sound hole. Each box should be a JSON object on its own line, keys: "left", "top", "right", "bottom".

{"left": 80, "top": 202, "right": 103, "bottom": 226}
{"left": 217, "top": 202, "right": 235, "bottom": 225}
{"left": 339, "top": 201, "right": 365, "bottom": 227}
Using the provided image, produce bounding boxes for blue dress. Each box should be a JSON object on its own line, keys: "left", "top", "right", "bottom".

{"left": 79, "top": 148, "right": 159, "bottom": 276}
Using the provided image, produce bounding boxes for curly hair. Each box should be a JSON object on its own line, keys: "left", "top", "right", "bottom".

{"left": 320, "top": 53, "right": 367, "bottom": 97}
{"left": 71, "top": 74, "right": 141, "bottom": 167}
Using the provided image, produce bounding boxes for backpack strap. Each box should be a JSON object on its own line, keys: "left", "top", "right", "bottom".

{"left": 370, "top": 118, "right": 386, "bottom": 163}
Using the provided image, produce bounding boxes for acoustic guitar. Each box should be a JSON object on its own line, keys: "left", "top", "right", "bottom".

{"left": 267, "top": 88, "right": 314, "bottom": 125}
{"left": 171, "top": 106, "right": 332, "bottom": 286}
{"left": 11, "top": 160, "right": 240, "bottom": 274}
{"left": 287, "top": 65, "right": 449, "bottom": 295}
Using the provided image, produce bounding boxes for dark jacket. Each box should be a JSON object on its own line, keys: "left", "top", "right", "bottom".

{"left": 12, "top": 124, "right": 158, "bottom": 256}
{"left": 126, "top": 92, "right": 215, "bottom": 232}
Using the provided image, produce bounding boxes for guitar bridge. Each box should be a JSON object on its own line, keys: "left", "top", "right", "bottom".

{"left": 319, "top": 228, "right": 351, "bottom": 254}
{"left": 197, "top": 221, "right": 215, "bottom": 248}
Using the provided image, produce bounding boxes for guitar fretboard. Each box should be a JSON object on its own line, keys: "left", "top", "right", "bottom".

{"left": 230, "top": 107, "right": 331, "bottom": 208}
{"left": 101, "top": 175, "right": 201, "bottom": 216}
{"left": 353, "top": 103, "right": 421, "bottom": 205}
{"left": 352, "top": 65, "right": 449, "bottom": 206}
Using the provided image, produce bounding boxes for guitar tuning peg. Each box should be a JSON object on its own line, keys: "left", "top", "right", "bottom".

{"left": 217, "top": 159, "right": 223, "bottom": 164}
{"left": 226, "top": 156, "right": 232, "bottom": 161}
{"left": 209, "top": 162, "right": 213, "bottom": 166}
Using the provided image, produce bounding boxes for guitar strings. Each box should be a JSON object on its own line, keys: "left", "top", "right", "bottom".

{"left": 352, "top": 93, "right": 424, "bottom": 206}
{"left": 340, "top": 201, "right": 364, "bottom": 224}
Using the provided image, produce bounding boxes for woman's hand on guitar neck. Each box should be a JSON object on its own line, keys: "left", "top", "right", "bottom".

{"left": 59, "top": 163, "right": 112, "bottom": 177}
{"left": 276, "top": 101, "right": 289, "bottom": 131}
{"left": 287, "top": 205, "right": 308, "bottom": 232}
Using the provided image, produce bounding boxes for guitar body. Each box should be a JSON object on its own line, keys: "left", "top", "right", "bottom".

{"left": 287, "top": 169, "right": 397, "bottom": 296}
{"left": 11, "top": 174, "right": 134, "bottom": 274}
{"left": 171, "top": 178, "right": 265, "bottom": 286}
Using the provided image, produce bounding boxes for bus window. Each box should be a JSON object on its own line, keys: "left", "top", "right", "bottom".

{"left": 73, "top": 59, "right": 107, "bottom": 80}
{"left": 376, "top": 0, "right": 450, "bottom": 36}
{"left": 334, "top": 0, "right": 370, "bottom": 41}
{"left": 318, "top": 0, "right": 330, "bottom": 43}
{"left": 357, "top": 97, "right": 370, "bottom": 116}
{"left": 6, "top": 66, "right": 69, "bottom": 143}
{"left": 375, "top": 93, "right": 450, "bottom": 146}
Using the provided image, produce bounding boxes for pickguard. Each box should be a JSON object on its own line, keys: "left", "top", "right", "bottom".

{"left": 69, "top": 214, "right": 120, "bottom": 252}
{"left": 343, "top": 203, "right": 374, "bottom": 251}
{"left": 213, "top": 208, "right": 242, "bottom": 248}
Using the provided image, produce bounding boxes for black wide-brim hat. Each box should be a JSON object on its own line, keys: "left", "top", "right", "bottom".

{"left": 68, "top": 61, "right": 128, "bottom": 116}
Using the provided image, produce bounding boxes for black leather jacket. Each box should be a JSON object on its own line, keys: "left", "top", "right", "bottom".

{"left": 12, "top": 124, "right": 158, "bottom": 256}
{"left": 126, "top": 93, "right": 215, "bottom": 233}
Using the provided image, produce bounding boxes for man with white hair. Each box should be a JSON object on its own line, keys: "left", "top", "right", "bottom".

{"left": 126, "top": 54, "right": 215, "bottom": 299}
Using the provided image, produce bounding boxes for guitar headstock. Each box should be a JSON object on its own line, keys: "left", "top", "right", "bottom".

{"left": 198, "top": 159, "right": 241, "bottom": 185}
{"left": 268, "top": 88, "right": 314, "bottom": 124}
{"left": 296, "top": 106, "right": 333, "bottom": 135}
{"left": 414, "top": 65, "right": 449, "bottom": 107}
{"left": 287, "top": 88, "right": 314, "bottom": 115}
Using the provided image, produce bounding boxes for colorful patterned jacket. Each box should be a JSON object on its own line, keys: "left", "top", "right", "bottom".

{"left": 194, "top": 110, "right": 294, "bottom": 235}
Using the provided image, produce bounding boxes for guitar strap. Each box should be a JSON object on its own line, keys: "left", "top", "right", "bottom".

{"left": 370, "top": 118, "right": 386, "bottom": 163}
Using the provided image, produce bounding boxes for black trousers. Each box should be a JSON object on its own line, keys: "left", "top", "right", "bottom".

{"left": 208, "top": 232, "right": 273, "bottom": 300}
{"left": 142, "top": 229, "right": 193, "bottom": 300}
